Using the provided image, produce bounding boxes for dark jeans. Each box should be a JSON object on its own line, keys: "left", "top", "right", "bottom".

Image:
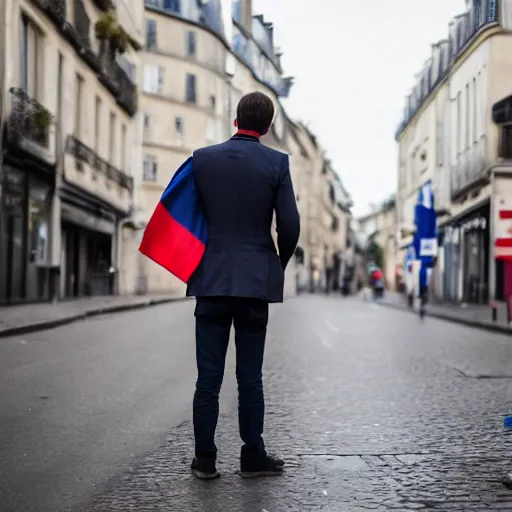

{"left": 193, "top": 297, "right": 269, "bottom": 459}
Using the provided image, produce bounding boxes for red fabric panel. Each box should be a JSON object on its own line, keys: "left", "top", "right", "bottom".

{"left": 139, "top": 202, "right": 205, "bottom": 283}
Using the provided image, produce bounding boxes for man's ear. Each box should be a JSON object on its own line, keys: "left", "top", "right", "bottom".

{"left": 234, "top": 119, "right": 238, "bottom": 128}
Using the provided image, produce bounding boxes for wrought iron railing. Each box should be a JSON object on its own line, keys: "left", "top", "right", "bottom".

{"left": 66, "top": 135, "right": 133, "bottom": 192}
{"left": 8, "top": 88, "right": 52, "bottom": 148}
{"left": 33, "top": 0, "right": 66, "bottom": 24}
{"left": 91, "top": 0, "right": 114, "bottom": 11}
{"left": 98, "top": 46, "right": 138, "bottom": 115}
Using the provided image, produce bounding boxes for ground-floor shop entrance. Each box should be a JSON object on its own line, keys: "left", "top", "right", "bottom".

{"left": 0, "top": 165, "right": 53, "bottom": 304}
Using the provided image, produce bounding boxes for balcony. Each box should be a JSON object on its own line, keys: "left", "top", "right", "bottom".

{"left": 91, "top": 0, "right": 114, "bottom": 10}
{"left": 66, "top": 135, "right": 133, "bottom": 192}
{"left": 450, "top": 136, "right": 489, "bottom": 199}
{"left": 33, "top": 0, "right": 66, "bottom": 25}
{"left": 97, "top": 43, "right": 137, "bottom": 116}
{"left": 8, "top": 88, "right": 52, "bottom": 149}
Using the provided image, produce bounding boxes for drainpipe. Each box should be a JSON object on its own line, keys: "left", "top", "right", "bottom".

{"left": 115, "top": 217, "right": 146, "bottom": 295}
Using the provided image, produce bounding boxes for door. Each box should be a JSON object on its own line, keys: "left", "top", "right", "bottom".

{"left": 1, "top": 167, "right": 27, "bottom": 302}
{"left": 63, "top": 224, "right": 79, "bottom": 298}
{"left": 25, "top": 177, "right": 51, "bottom": 301}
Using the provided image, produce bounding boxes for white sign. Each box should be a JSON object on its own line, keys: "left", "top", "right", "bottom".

{"left": 419, "top": 238, "right": 438, "bottom": 257}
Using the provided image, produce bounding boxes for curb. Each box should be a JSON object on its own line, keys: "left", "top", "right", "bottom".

{"left": 0, "top": 296, "right": 191, "bottom": 339}
{"left": 378, "top": 299, "right": 512, "bottom": 336}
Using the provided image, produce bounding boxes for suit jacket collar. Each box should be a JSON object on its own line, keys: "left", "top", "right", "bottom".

{"left": 231, "top": 130, "right": 261, "bottom": 143}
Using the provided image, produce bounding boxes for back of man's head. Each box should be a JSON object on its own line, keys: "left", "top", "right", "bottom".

{"left": 236, "top": 92, "right": 275, "bottom": 135}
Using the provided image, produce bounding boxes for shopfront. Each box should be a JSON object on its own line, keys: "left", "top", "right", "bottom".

{"left": 442, "top": 201, "right": 490, "bottom": 304}
{"left": 59, "top": 187, "right": 118, "bottom": 299}
{"left": 0, "top": 165, "right": 53, "bottom": 304}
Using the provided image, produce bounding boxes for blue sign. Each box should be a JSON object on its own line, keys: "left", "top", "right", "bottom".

{"left": 413, "top": 180, "right": 437, "bottom": 288}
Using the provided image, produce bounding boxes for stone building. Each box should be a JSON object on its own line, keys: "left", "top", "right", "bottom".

{"left": 0, "top": 0, "right": 142, "bottom": 303}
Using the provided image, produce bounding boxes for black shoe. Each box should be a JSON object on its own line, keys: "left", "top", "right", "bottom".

{"left": 191, "top": 457, "right": 220, "bottom": 480}
{"left": 239, "top": 452, "right": 285, "bottom": 478}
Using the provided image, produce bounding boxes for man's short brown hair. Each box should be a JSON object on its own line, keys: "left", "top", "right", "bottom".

{"left": 236, "top": 92, "right": 274, "bottom": 134}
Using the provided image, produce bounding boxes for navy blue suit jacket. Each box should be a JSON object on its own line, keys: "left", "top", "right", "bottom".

{"left": 186, "top": 134, "right": 300, "bottom": 303}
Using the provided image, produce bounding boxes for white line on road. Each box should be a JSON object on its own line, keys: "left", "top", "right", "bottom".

{"left": 321, "top": 337, "right": 332, "bottom": 349}
{"left": 325, "top": 320, "right": 339, "bottom": 333}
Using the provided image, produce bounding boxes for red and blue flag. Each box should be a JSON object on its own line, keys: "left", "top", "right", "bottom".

{"left": 138, "top": 157, "right": 207, "bottom": 283}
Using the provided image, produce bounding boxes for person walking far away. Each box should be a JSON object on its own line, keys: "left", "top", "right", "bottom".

{"left": 186, "top": 92, "right": 301, "bottom": 480}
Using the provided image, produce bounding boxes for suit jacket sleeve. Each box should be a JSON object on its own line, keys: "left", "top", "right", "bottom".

{"left": 275, "top": 154, "right": 300, "bottom": 270}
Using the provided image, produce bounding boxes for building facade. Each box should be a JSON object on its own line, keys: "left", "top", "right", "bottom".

{"left": 0, "top": 0, "right": 141, "bottom": 304}
{"left": 395, "top": 0, "right": 512, "bottom": 304}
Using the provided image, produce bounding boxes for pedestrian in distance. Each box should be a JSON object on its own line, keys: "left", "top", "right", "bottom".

{"left": 187, "top": 92, "right": 301, "bottom": 480}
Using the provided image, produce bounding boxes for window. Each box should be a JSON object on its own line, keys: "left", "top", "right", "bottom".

{"left": 74, "top": 74, "right": 84, "bottom": 138}
{"left": 109, "top": 112, "right": 116, "bottom": 163}
{"left": 143, "top": 156, "right": 157, "bottom": 182}
{"left": 456, "top": 91, "right": 462, "bottom": 155}
{"left": 175, "top": 117, "right": 183, "bottom": 134}
{"left": 95, "top": 96, "right": 101, "bottom": 152}
{"left": 57, "top": 52, "right": 64, "bottom": 152}
{"left": 143, "top": 65, "right": 164, "bottom": 94}
{"left": 473, "top": 77, "right": 478, "bottom": 143}
{"left": 163, "top": 0, "right": 180, "bottom": 14}
{"left": 143, "top": 110, "right": 150, "bottom": 137}
{"left": 186, "top": 73, "right": 196, "bottom": 103}
{"left": 232, "top": 0, "right": 242, "bottom": 23}
{"left": 21, "top": 15, "right": 41, "bottom": 98}
{"left": 487, "top": 0, "right": 497, "bottom": 22}
{"left": 499, "top": 126, "right": 512, "bottom": 159}
{"left": 146, "top": 19, "right": 156, "bottom": 50}
{"left": 187, "top": 31, "right": 196, "bottom": 56}
{"left": 465, "top": 83, "right": 470, "bottom": 149}
{"left": 121, "top": 124, "right": 127, "bottom": 171}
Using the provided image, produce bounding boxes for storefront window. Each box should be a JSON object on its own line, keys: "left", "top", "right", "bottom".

{"left": 0, "top": 167, "right": 27, "bottom": 302}
{"left": 26, "top": 177, "right": 52, "bottom": 301}
{"left": 28, "top": 177, "right": 51, "bottom": 265}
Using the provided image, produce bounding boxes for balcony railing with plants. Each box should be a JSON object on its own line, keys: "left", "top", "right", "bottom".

{"left": 66, "top": 135, "right": 133, "bottom": 192}
{"left": 95, "top": 11, "right": 140, "bottom": 115}
{"left": 8, "top": 88, "right": 53, "bottom": 149}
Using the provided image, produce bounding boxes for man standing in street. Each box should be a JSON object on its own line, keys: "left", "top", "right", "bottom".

{"left": 186, "top": 92, "right": 300, "bottom": 480}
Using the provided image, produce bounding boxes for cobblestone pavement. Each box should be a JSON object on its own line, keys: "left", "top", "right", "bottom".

{"left": 2, "top": 295, "right": 512, "bottom": 511}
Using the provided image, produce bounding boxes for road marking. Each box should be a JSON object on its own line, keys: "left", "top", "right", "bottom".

{"left": 325, "top": 320, "right": 339, "bottom": 333}
{"left": 321, "top": 337, "right": 332, "bottom": 349}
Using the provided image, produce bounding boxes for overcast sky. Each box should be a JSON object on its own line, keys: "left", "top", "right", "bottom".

{"left": 253, "top": 0, "right": 465, "bottom": 216}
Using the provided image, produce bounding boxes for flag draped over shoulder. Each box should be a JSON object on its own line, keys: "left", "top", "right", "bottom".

{"left": 138, "top": 157, "right": 207, "bottom": 283}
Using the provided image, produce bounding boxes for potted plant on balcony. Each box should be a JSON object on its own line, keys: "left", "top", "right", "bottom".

{"left": 31, "top": 109, "right": 53, "bottom": 129}
{"left": 94, "top": 11, "right": 141, "bottom": 55}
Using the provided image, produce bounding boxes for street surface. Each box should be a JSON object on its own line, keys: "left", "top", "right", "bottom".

{"left": 1, "top": 296, "right": 512, "bottom": 511}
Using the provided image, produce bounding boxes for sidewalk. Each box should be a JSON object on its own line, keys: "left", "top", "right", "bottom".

{"left": 379, "top": 290, "right": 511, "bottom": 334}
{"left": 0, "top": 293, "right": 188, "bottom": 338}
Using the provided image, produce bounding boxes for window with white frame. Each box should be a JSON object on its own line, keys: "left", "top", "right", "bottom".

{"left": 143, "top": 65, "right": 164, "bottom": 94}
{"left": 143, "top": 156, "right": 157, "bottom": 182}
